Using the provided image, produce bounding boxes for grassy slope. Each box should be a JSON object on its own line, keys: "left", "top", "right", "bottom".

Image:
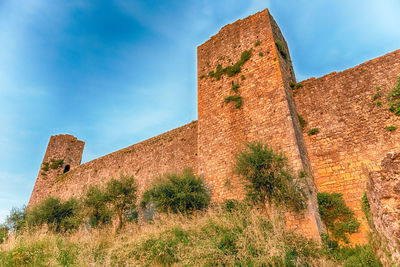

{"left": 0, "top": 205, "right": 378, "bottom": 266}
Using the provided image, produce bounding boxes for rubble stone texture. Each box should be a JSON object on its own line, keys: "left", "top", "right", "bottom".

{"left": 295, "top": 50, "right": 400, "bottom": 243}
{"left": 367, "top": 153, "right": 400, "bottom": 266}
{"left": 28, "top": 8, "right": 400, "bottom": 245}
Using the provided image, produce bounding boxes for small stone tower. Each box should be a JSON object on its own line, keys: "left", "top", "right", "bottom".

{"left": 197, "top": 9, "right": 323, "bottom": 238}
{"left": 28, "top": 134, "right": 84, "bottom": 206}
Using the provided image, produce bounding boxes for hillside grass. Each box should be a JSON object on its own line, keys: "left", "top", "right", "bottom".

{"left": 0, "top": 203, "right": 380, "bottom": 266}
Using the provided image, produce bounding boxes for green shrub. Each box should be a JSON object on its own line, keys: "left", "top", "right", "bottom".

{"left": 308, "top": 128, "right": 319, "bottom": 135}
{"left": 385, "top": 125, "right": 397, "bottom": 132}
{"left": 84, "top": 185, "right": 112, "bottom": 228}
{"left": 27, "top": 197, "right": 81, "bottom": 232}
{"left": 298, "top": 115, "right": 307, "bottom": 130}
{"left": 231, "top": 82, "right": 240, "bottom": 93}
{"left": 387, "top": 76, "right": 400, "bottom": 115}
{"left": 241, "top": 75, "right": 246, "bottom": 81}
{"left": 0, "top": 225, "right": 8, "bottom": 244}
{"left": 224, "top": 95, "right": 242, "bottom": 109}
{"left": 141, "top": 169, "right": 210, "bottom": 214}
{"left": 374, "top": 100, "right": 382, "bottom": 106}
{"left": 254, "top": 40, "right": 261, "bottom": 46}
{"left": 200, "top": 74, "right": 205, "bottom": 79}
{"left": 317, "top": 192, "right": 360, "bottom": 243}
{"left": 234, "top": 142, "right": 306, "bottom": 210}
{"left": 50, "top": 159, "right": 64, "bottom": 170}
{"left": 259, "top": 52, "right": 264, "bottom": 57}
{"left": 6, "top": 206, "right": 26, "bottom": 232}
{"left": 275, "top": 40, "right": 287, "bottom": 59}
{"left": 208, "top": 50, "right": 252, "bottom": 80}
{"left": 105, "top": 175, "right": 138, "bottom": 228}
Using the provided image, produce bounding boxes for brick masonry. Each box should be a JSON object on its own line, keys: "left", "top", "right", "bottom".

{"left": 28, "top": 8, "right": 400, "bottom": 244}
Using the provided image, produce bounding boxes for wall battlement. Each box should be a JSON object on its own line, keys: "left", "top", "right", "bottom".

{"left": 28, "top": 9, "right": 400, "bottom": 244}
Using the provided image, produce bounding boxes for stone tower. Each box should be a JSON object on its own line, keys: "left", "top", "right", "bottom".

{"left": 28, "top": 134, "right": 84, "bottom": 206}
{"left": 197, "top": 9, "right": 324, "bottom": 238}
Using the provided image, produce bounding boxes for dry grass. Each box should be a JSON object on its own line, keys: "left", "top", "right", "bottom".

{"left": 0, "top": 205, "right": 339, "bottom": 266}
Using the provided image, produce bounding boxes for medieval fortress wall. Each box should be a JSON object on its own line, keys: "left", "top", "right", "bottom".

{"left": 295, "top": 50, "right": 400, "bottom": 243}
{"left": 29, "top": 9, "right": 400, "bottom": 244}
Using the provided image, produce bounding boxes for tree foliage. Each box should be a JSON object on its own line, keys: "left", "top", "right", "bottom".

{"left": 234, "top": 142, "right": 306, "bottom": 211}
{"left": 27, "top": 197, "right": 81, "bottom": 232}
{"left": 84, "top": 186, "right": 112, "bottom": 228}
{"left": 106, "top": 175, "right": 138, "bottom": 228}
{"left": 84, "top": 174, "right": 138, "bottom": 228}
{"left": 141, "top": 169, "right": 210, "bottom": 214}
{"left": 6, "top": 206, "right": 26, "bottom": 232}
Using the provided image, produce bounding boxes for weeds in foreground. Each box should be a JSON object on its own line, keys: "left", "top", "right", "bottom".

{"left": 0, "top": 204, "right": 381, "bottom": 266}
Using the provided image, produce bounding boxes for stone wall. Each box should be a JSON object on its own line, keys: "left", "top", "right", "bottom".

{"left": 367, "top": 152, "right": 400, "bottom": 266}
{"left": 197, "top": 9, "right": 323, "bottom": 239}
{"left": 294, "top": 49, "right": 400, "bottom": 244}
{"left": 29, "top": 122, "right": 198, "bottom": 205}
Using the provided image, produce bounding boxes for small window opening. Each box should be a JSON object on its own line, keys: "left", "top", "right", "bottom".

{"left": 63, "top": 165, "right": 70, "bottom": 173}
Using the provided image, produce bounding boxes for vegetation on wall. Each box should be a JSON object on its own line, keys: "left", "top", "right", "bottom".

{"left": 361, "top": 192, "right": 371, "bottom": 223}
{"left": 141, "top": 169, "right": 210, "bottom": 214}
{"left": 41, "top": 162, "right": 50, "bottom": 172}
{"left": 385, "top": 125, "right": 397, "bottom": 132}
{"left": 298, "top": 115, "right": 307, "bottom": 130}
{"left": 317, "top": 192, "right": 360, "bottom": 243}
{"left": 231, "top": 82, "right": 240, "bottom": 93}
{"left": 275, "top": 40, "right": 287, "bottom": 59}
{"left": 372, "top": 92, "right": 382, "bottom": 101}
{"left": 254, "top": 40, "right": 261, "bottom": 47}
{"left": 387, "top": 76, "right": 400, "bottom": 115}
{"left": 224, "top": 95, "right": 242, "bottom": 109}
{"left": 234, "top": 142, "right": 306, "bottom": 211}
{"left": 308, "top": 128, "right": 320, "bottom": 135}
{"left": 289, "top": 81, "right": 303, "bottom": 90}
{"left": 208, "top": 50, "right": 252, "bottom": 80}
{"left": 50, "top": 159, "right": 64, "bottom": 170}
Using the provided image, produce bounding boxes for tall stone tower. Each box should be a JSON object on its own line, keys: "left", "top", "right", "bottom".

{"left": 197, "top": 9, "right": 324, "bottom": 238}
{"left": 28, "top": 134, "right": 84, "bottom": 206}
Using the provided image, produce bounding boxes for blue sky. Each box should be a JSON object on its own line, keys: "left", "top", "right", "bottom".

{"left": 1, "top": 0, "right": 399, "bottom": 223}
